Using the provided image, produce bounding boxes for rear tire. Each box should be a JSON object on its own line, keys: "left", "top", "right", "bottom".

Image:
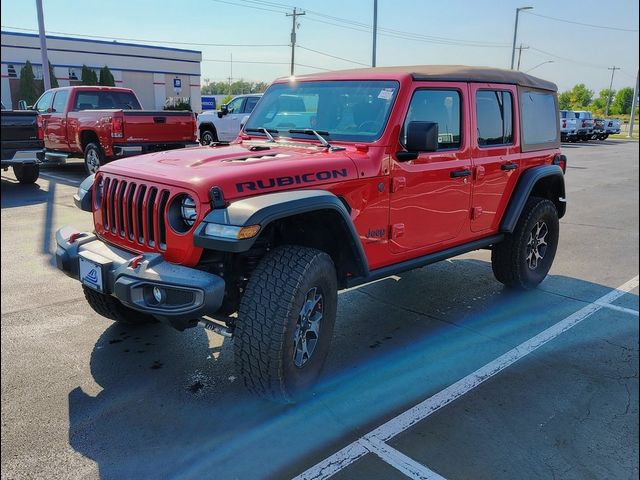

{"left": 492, "top": 197, "right": 559, "bottom": 289}
{"left": 83, "top": 285, "right": 156, "bottom": 324}
{"left": 200, "top": 127, "right": 218, "bottom": 145}
{"left": 234, "top": 246, "right": 338, "bottom": 403}
{"left": 13, "top": 164, "right": 39, "bottom": 184}
{"left": 84, "top": 142, "right": 104, "bottom": 175}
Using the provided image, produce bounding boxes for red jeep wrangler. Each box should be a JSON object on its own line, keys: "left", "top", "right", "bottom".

{"left": 56, "top": 66, "right": 566, "bottom": 403}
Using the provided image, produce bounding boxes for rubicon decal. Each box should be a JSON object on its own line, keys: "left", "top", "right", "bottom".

{"left": 236, "top": 169, "right": 349, "bottom": 193}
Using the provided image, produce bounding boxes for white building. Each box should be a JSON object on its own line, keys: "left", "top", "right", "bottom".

{"left": 1, "top": 30, "right": 202, "bottom": 111}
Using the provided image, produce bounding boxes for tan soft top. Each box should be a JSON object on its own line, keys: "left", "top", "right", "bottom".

{"left": 295, "top": 65, "right": 558, "bottom": 92}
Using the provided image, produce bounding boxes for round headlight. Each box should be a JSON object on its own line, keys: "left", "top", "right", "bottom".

{"left": 180, "top": 195, "right": 197, "bottom": 227}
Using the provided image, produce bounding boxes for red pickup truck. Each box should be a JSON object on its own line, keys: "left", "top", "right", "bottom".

{"left": 33, "top": 86, "right": 197, "bottom": 174}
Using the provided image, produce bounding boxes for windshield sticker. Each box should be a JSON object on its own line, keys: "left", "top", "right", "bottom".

{"left": 378, "top": 88, "right": 394, "bottom": 100}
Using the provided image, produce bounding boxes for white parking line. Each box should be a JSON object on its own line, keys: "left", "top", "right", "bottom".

{"left": 359, "top": 437, "right": 445, "bottom": 480}
{"left": 594, "top": 302, "right": 639, "bottom": 316}
{"left": 294, "top": 275, "right": 639, "bottom": 480}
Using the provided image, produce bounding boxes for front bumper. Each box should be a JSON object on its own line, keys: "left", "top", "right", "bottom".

{"left": 55, "top": 226, "right": 225, "bottom": 330}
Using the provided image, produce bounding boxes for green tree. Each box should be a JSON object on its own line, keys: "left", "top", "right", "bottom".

{"left": 19, "top": 61, "right": 39, "bottom": 106}
{"left": 48, "top": 61, "right": 59, "bottom": 88}
{"left": 98, "top": 65, "right": 115, "bottom": 86}
{"left": 591, "top": 88, "right": 615, "bottom": 113}
{"left": 220, "top": 94, "right": 233, "bottom": 106}
{"left": 81, "top": 65, "right": 99, "bottom": 85}
{"left": 558, "top": 91, "right": 572, "bottom": 110}
{"left": 569, "top": 83, "right": 593, "bottom": 109}
{"left": 612, "top": 87, "right": 634, "bottom": 115}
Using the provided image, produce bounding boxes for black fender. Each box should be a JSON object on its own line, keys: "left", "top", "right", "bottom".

{"left": 193, "top": 189, "right": 369, "bottom": 277}
{"left": 500, "top": 165, "right": 566, "bottom": 233}
{"left": 73, "top": 174, "right": 95, "bottom": 212}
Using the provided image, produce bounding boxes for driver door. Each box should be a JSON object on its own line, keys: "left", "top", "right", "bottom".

{"left": 389, "top": 84, "right": 472, "bottom": 254}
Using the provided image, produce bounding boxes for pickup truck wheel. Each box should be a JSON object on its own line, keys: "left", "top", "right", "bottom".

{"left": 13, "top": 164, "right": 39, "bottom": 184}
{"left": 82, "top": 285, "right": 156, "bottom": 324}
{"left": 84, "top": 142, "right": 103, "bottom": 175}
{"left": 200, "top": 128, "right": 217, "bottom": 145}
{"left": 491, "top": 197, "right": 559, "bottom": 289}
{"left": 234, "top": 246, "right": 338, "bottom": 403}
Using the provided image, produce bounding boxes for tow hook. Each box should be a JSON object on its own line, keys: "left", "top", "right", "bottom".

{"left": 199, "top": 318, "right": 234, "bottom": 337}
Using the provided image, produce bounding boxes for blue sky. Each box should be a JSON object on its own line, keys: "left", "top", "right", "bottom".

{"left": 2, "top": 0, "right": 638, "bottom": 92}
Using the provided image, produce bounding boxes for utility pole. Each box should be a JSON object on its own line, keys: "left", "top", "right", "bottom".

{"left": 287, "top": 7, "right": 305, "bottom": 77}
{"left": 228, "top": 53, "right": 233, "bottom": 95}
{"left": 516, "top": 44, "right": 529, "bottom": 71}
{"left": 371, "top": 0, "right": 378, "bottom": 67}
{"left": 605, "top": 66, "right": 621, "bottom": 116}
{"left": 35, "top": 0, "right": 51, "bottom": 91}
{"left": 628, "top": 68, "right": 638, "bottom": 138}
{"left": 510, "top": 6, "right": 533, "bottom": 70}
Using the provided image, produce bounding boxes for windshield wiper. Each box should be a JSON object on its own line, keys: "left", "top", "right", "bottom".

{"left": 245, "top": 127, "right": 278, "bottom": 142}
{"left": 288, "top": 129, "right": 343, "bottom": 150}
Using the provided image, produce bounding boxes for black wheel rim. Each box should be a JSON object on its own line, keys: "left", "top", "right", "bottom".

{"left": 526, "top": 220, "right": 549, "bottom": 270}
{"left": 201, "top": 131, "right": 213, "bottom": 145}
{"left": 292, "top": 287, "right": 323, "bottom": 368}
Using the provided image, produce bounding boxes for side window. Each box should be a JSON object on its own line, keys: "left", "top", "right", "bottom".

{"left": 34, "top": 91, "right": 54, "bottom": 113}
{"left": 52, "top": 90, "right": 69, "bottom": 113}
{"left": 476, "top": 90, "right": 513, "bottom": 146}
{"left": 74, "top": 92, "right": 99, "bottom": 110}
{"left": 244, "top": 96, "right": 260, "bottom": 113}
{"left": 403, "top": 89, "right": 461, "bottom": 150}
{"left": 520, "top": 90, "right": 558, "bottom": 148}
{"left": 227, "top": 97, "right": 244, "bottom": 114}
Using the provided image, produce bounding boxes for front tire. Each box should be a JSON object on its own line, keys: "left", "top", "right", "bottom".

{"left": 234, "top": 246, "right": 338, "bottom": 403}
{"left": 492, "top": 197, "right": 559, "bottom": 289}
{"left": 83, "top": 285, "right": 156, "bottom": 324}
{"left": 200, "top": 128, "right": 218, "bottom": 145}
{"left": 13, "top": 164, "right": 39, "bottom": 184}
{"left": 84, "top": 142, "right": 104, "bottom": 175}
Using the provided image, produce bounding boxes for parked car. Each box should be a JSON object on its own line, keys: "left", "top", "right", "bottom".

{"left": 560, "top": 110, "right": 577, "bottom": 142}
{"left": 592, "top": 118, "right": 608, "bottom": 140}
{"left": 197, "top": 94, "right": 262, "bottom": 144}
{"left": 1, "top": 101, "right": 44, "bottom": 184}
{"left": 605, "top": 118, "right": 621, "bottom": 135}
{"left": 574, "top": 110, "right": 595, "bottom": 141}
{"left": 33, "top": 86, "right": 198, "bottom": 174}
{"left": 56, "top": 66, "right": 566, "bottom": 403}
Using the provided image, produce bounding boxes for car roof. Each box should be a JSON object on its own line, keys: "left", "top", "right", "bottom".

{"left": 281, "top": 65, "right": 557, "bottom": 92}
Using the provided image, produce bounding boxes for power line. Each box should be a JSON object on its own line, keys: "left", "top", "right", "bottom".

{"left": 525, "top": 11, "right": 639, "bottom": 32}
{"left": 529, "top": 46, "right": 611, "bottom": 70}
{"left": 297, "top": 45, "right": 369, "bottom": 67}
{"left": 1, "top": 25, "right": 287, "bottom": 47}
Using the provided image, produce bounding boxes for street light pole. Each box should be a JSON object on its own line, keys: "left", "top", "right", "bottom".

{"left": 628, "top": 68, "right": 638, "bottom": 138}
{"left": 35, "top": 0, "right": 51, "bottom": 91}
{"left": 511, "top": 6, "right": 533, "bottom": 70}
{"left": 371, "top": 0, "right": 378, "bottom": 67}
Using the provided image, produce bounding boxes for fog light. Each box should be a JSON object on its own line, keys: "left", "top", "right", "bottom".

{"left": 152, "top": 286, "right": 166, "bottom": 304}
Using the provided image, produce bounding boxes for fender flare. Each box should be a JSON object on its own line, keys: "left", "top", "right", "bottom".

{"left": 500, "top": 164, "right": 566, "bottom": 233}
{"left": 193, "top": 189, "right": 369, "bottom": 277}
{"left": 198, "top": 122, "right": 217, "bottom": 132}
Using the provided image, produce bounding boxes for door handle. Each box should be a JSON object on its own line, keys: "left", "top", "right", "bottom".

{"left": 501, "top": 162, "right": 518, "bottom": 171}
{"left": 450, "top": 169, "right": 472, "bottom": 178}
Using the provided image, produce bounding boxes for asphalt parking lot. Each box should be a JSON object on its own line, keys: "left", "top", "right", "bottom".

{"left": 1, "top": 139, "right": 638, "bottom": 480}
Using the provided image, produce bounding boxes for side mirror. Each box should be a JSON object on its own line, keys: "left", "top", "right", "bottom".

{"left": 17, "top": 100, "right": 28, "bottom": 110}
{"left": 398, "top": 121, "right": 439, "bottom": 161}
{"left": 219, "top": 104, "right": 229, "bottom": 117}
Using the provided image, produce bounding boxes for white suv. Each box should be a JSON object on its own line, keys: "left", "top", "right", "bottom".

{"left": 197, "top": 94, "right": 262, "bottom": 144}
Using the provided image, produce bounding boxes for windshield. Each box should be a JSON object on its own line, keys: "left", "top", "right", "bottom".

{"left": 244, "top": 80, "right": 399, "bottom": 142}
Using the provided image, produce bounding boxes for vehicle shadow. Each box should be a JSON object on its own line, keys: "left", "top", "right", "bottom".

{"left": 0, "top": 175, "right": 50, "bottom": 208}
{"left": 66, "top": 258, "right": 639, "bottom": 479}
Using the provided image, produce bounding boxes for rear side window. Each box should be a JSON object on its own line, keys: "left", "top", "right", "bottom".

{"left": 244, "top": 96, "right": 260, "bottom": 113}
{"left": 476, "top": 90, "right": 513, "bottom": 146}
{"left": 73, "top": 91, "right": 141, "bottom": 110}
{"left": 404, "top": 89, "right": 461, "bottom": 149}
{"left": 52, "top": 90, "right": 69, "bottom": 113}
{"left": 519, "top": 90, "right": 558, "bottom": 149}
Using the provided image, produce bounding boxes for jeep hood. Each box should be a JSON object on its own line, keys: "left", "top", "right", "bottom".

{"left": 100, "top": 143, "right": 359, "bottom": 203}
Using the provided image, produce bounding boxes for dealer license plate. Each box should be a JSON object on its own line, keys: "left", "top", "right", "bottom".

{"left": 79, "top": 256, "right": 104, "bottom": 293}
